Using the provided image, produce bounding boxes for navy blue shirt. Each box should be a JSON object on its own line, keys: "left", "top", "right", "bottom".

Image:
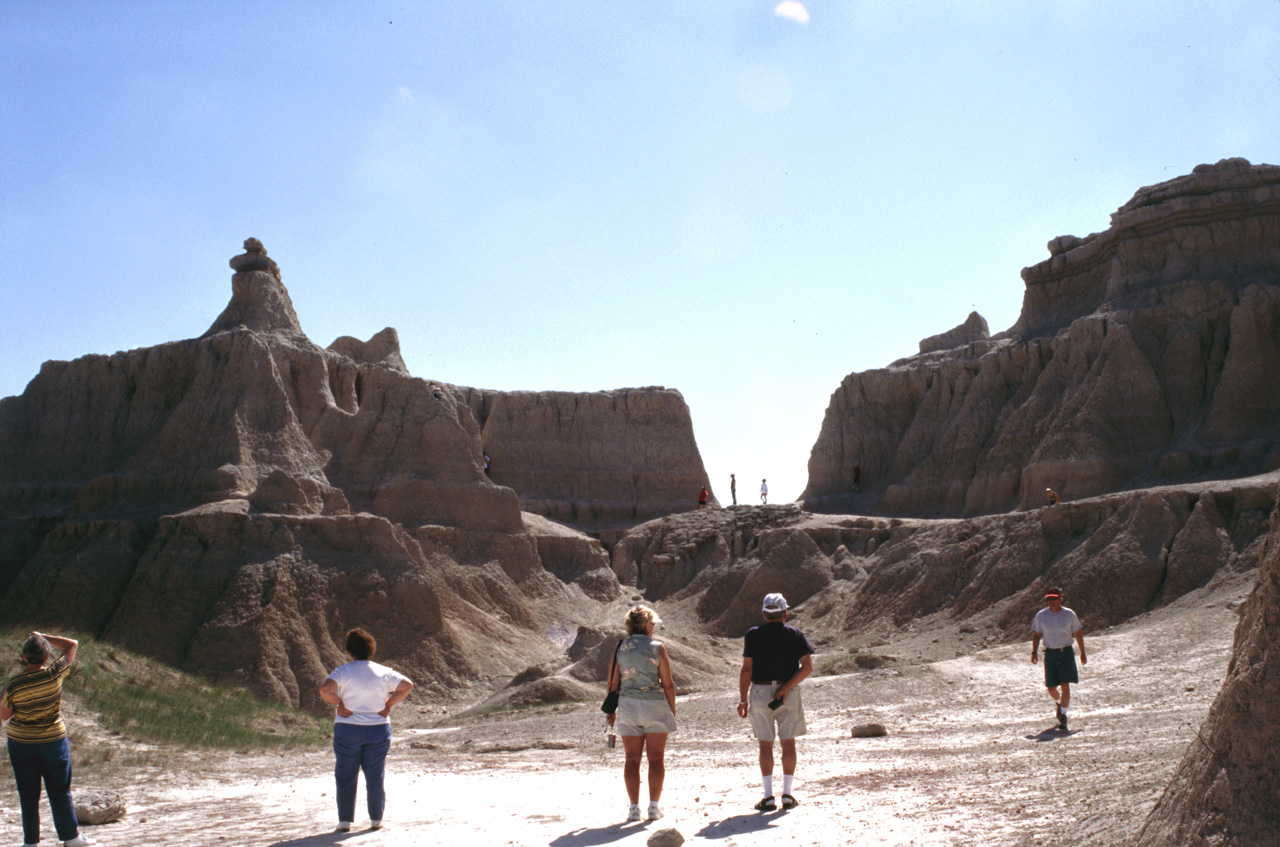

{"left": 743, "top": 621, "right": 814, "bottom": 683}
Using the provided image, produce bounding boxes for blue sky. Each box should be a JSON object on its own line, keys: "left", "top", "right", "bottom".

{"left": 3, "top": 1, "right": 1278, "bottom": 504}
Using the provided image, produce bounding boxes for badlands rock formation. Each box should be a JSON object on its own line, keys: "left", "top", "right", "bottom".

{"left": 0, "top": 239, "right": 709, "bottom": 707}
{"left": 606, "top": 481, "right": 1274, "bottom": 641}
{"left": 1138, "top": 495, "right": 1280, "bottom": 847}
{"left": 803, "top": 159, "right": 1280, "bottom": 518}
{"left": 461, "top": 386, "right": 714, "bottom": 532}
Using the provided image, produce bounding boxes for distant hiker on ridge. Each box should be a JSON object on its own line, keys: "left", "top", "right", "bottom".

{"left": 730, "top": 473, "right": 737, "bottom": 506}
{"left": 737, "top": 593, "right": 814, "bottom": 812}
{"left": 1045, "top": 488, "right": 1060, "bottom": 506}
{"left": 698, "top": 487, "right": 709, "bottom": 509}
{"left": 760, "top": 479, "right": 768, "bottom": 504}
{"left": 1031, "top": 589, "right": 1086, "bottom": 731}
{"left": 319, "top": 628, "right": 415, "bottom": 833}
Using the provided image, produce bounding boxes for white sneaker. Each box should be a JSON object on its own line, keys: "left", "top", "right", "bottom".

{"left": 626, "top": 804, "right": 642, "bottom": 821}
{"left": 335, "top": 821, "right": 352, "bottom": 832}
{"left": 647, "top": 803, "right": 664, "bottom": 820}
{"left": 64, "top": 837, "right": 94, "bottom": 847}
{"left": 370, "top": 820, "right": 383, "bottom": 830}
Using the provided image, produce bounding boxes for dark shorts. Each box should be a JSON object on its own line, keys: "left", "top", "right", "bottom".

{"left": 1043, "top": 647, "right": 1079, "bottom": 688}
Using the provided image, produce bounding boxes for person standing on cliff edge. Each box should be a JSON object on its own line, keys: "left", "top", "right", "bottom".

{"left": 737, "top": 593, "right": 814, "bottom": 812}
{"left": 760, "top": 479, "right": 768, "bottom": 504}
{"left": 698, "top": 487, "right": 709, "bottom": 509}
{"left": 1031, "top": 589, "right": 1086, "bottom": 730}
{"left": 730, "top": 474, "right": 737, "bottom": 506}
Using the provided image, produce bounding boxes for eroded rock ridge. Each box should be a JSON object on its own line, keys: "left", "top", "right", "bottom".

{"left": 803, "top": 159, "right": 1280, "bottom": 517}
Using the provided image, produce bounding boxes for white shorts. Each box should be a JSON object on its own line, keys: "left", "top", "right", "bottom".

{"left": 616, "top": 697, "right": 676, "bottom": 736}
{"left": 749, "top": 683, "right": 806, "bottom": 741}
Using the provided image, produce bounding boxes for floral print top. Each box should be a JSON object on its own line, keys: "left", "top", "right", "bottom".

{"left": 616, "top": 634, "right": 666, "bottom": 701}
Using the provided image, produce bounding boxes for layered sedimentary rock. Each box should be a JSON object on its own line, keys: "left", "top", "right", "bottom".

{"left": 918, "top": 311, "right": 989, "bottom": 354}
{"left": 0, "top": 239, "right": 711, "bottom": 706}
{"left": 1138, "top": 482, "right": 1280, "bottom": 847}
{"left": 803, "top": 159, "right": 1280, "bottom": 517}
{"left": 461, "top": 387, "right": 714, "bottom": 530}
{"left": 611, "top": 478, "right": 1275, "bottom": 641}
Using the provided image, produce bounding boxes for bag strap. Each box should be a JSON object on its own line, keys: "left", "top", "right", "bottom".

{"left": 606, "top": 639, "right": 623, "bottom": 693}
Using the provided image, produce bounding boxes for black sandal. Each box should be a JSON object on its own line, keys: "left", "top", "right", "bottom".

{"left": 781, "top": 794, "right": 799, "bottom": 809}
{"left": 754, "top": 796, "right": 777, "bottom": 812}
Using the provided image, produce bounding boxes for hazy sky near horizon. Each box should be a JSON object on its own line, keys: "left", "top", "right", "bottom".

{"left": 3, "top": 1, "right": 1279, "bottom": 504}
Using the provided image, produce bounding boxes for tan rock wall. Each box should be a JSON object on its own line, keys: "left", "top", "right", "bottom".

{"left": 462, "top": 387, "right": 714, "bottom": 530}
{"left": 1138, "top": 481, "right": 1280, "bottom": 847}
{"left": 803, "top": 160, "right": 1280, "bottom": 516}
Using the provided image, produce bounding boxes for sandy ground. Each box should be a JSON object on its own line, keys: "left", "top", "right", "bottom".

{"left": 0, "top": 578, "right": 1248, "bottom": 847}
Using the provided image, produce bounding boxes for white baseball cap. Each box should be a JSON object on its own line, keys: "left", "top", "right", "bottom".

{"left": 762, "top": 593, "right": 788, "bottom": 613}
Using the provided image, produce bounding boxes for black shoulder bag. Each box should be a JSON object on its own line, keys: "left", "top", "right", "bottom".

{"left": 600, "top": 640, "right": 623, "bottom": 715}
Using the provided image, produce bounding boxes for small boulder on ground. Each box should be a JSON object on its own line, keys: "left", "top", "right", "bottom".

{"left": 75, "top": 787, "right": 126, "bottom": 824}
{"left": 647, "top": 828, "right": 685, "bottom": 847}
{"left": 851, "top": 723, "right": 888, "bottom": 738}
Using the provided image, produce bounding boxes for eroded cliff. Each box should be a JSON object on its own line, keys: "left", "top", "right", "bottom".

{"left": 802, "top": 159, "right": 1280, "bottom": 517}
{"left": 0, "top": 239, "right": 708, "bottom": 706}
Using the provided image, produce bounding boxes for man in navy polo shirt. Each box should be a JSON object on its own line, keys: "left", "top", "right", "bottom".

{"left": 737, "top": 592, "right": 814, "bottom": 812}
{"left": 1031, "top": 588, "right": 1087, "bottom": 730}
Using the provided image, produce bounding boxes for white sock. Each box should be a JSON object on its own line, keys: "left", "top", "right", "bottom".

{"left": 782, "top": 774, "right": 794, "bottom": 795}
{"left": 762, "top": 775, "right": 773, "bottom": 797}
{"left": 1061, "top": 707, "right": 1069, "bottom": 714}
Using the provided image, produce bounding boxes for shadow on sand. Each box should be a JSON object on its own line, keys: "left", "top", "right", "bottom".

{"left": 549, "top": 821, "right": 654, "bottom": 846}
{"left": 267, "top": 829, "right": 367, "bottom": 847}
{"left": 1028, "top": 726, "right": 1080, "bottom": 742}
{"left": 695, "top": 810, "right": 784, "bottom": 839}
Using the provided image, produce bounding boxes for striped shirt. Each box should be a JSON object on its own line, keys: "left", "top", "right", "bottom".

{"left": 2, "top": 656, "right": 71, "bottom": 743}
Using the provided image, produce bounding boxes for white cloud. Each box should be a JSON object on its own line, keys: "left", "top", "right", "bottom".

{"left": 774, "top": 1, "right": 810, "bottom": 24}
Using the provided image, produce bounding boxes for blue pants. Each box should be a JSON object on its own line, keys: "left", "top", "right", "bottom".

{"left": 7, "top": 737, "right": 80, "bottom": 844}
{"left": 333, "top": 722, "right": 392, "bottom": 823}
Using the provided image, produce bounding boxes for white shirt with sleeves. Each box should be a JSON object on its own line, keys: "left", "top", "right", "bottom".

{"left": 325, "top": 660, "right": 410, "bottom": 726}
{"left": 1031, "top": 607, "right": 1082, "bottom": 650}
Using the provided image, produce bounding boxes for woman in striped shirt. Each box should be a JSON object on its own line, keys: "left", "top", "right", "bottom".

{"left": 1, "top": 631, "right": 91, "bottom": 847}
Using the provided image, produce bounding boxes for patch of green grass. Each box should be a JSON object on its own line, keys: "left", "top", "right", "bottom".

{"left": 3, "top": 630, "right": 328, "bottom": 750}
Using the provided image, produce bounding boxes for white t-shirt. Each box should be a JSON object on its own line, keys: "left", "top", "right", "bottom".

{"left": 325, "top": 660, "right": 411, "bottom": 726}
{"left": 1031, "top": 607, "right": 1082, "bottom": 650}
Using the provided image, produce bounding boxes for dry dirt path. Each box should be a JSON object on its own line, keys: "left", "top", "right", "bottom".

{"left": 1, "top": 590, "right": 1243, "bottom": 847}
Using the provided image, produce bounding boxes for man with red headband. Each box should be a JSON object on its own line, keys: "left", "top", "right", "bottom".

{"left": 1031, "top": 588, "right": 1086, "bottom": 730}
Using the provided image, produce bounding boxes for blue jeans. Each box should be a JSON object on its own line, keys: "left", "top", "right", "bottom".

{"left": 7, "top": 737, "right": 80, "bottom": 844}
{"left": 333, "top": 722, "right": 392, "bottom": 823}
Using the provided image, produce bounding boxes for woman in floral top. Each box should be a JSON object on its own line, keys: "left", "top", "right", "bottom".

{"left": 606, "top": 606, "right": 676, "bottom": 822}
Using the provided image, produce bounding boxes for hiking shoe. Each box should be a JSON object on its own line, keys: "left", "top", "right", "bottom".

{"left": 370, "top": 820, "right": 383, "bottom": 830}
{"left": 335, "top": 822, "right": 352, "bottom": 833}
{"left": 1060, "top": 711, "right": 1069, "bottom": 731}
{"left": 627, "top": 804, "right": 642, "bottom": 821}
{"left": 647, "top": 803, "right": 664, "bottom": 820}
{"left": 754, "top": 796, "right": 777, "bottom": 812}
{"left": 781, "top": 794, "right": 799, "bottom": 810}
{"left": 64, "top": 837, "right": 94, "bottom": 847}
